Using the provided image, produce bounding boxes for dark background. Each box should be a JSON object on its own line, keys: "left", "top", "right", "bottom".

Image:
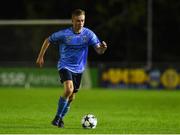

{"left": 0, "top": 0, "right": 180, "bottom": 67}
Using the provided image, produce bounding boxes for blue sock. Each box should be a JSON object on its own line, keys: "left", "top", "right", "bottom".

{"left": 61, "top": 102, "right": 70, "bottom": 118}
{"left": 56, "top": 97, "right": 68, "bottom": 118}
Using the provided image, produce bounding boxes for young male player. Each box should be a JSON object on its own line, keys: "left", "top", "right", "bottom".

{"left": 36, "top": 9, "right": 107, "bottom": 128}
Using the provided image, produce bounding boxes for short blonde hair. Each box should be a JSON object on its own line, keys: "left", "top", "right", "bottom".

{"left": 72, "top": 9, "right": 85, "bottom": 18}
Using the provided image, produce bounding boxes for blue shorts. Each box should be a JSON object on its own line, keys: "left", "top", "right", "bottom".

{"left": 59, "top": 68, "right": 82, "bottom": 93}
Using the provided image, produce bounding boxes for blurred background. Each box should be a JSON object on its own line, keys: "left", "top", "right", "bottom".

{"left": 0, "top": 0, "right": 180, "bottom": 89}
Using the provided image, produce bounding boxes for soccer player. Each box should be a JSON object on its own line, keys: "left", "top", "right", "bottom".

{"left": 36, "top": 9, "right": 107, "bottom": 128}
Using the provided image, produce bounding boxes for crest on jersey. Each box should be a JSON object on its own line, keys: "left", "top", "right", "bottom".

{"left": 82, "top": 36, "right": 88, "bottom": 43}
{"left": 66, "top": 36, "right": 73, "bottom": 44}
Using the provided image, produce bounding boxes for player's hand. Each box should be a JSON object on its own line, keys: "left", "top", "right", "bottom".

{"left": 36, "top": 56, "right": 44, "bottom": 68}
{"left": 100, "top": 41, "right": 107, "bottom": 53}
{"left": 94, "top": 41, "right": 107, "bottom": 54}
{"left": 100, "top": 41, "right": 107, "bottom": 49}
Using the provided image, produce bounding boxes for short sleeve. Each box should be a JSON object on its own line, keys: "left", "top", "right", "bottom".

{"left": 88, "top": 30, "right": 100, "bottom": 47}
{"left": 48, "top": 31, "right": 63, "bottom": 45}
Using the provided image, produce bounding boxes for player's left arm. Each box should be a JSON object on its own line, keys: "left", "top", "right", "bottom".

{"left": 94, "top": 41, "right": 107, "bottom": 54}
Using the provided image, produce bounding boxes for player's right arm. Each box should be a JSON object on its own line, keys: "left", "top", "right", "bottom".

{"left": 36, "top": 38, "right": 50, "bottom": 67}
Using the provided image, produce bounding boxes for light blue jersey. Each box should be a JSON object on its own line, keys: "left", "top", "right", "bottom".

{"left": 48, "top": 27, "right": 100, "bottom": 73}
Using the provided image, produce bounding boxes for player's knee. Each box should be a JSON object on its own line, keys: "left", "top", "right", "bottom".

{"left": 66, "top": 87, "right": 73, "bottom": 96}
{"left": 64, "top": 81, "right": 74, "bottom": 97}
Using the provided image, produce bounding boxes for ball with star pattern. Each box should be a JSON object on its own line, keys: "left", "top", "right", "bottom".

{"left": 81, "top": 114, "right": 97, "bottom": 129}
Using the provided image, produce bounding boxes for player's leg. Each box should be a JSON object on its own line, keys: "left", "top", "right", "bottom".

{"left": 61, "top": 93, "right": 75, "bottom": 118}
{"left": 61, "top": 72, "right": 82, "bottom": 118}
{"left": 63, "top": 80, "right": 74, "bottom": 99}
{"left": 52, "top": 69, "right": 74, "bottom": 128}
{"left": 55, "top": 80, "right": 74, "bottom": 117}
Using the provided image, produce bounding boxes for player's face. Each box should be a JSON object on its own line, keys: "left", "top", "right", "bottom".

{"left": 72, "top": 15, "right": 85, "bottom": 32}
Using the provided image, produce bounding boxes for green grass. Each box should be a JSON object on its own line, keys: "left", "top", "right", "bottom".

{"left": 0, "top": 87, "right": 180, "bottom": 134}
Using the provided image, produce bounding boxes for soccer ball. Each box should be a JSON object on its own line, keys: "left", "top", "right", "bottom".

{"left": 81, "top": 114, "right": 97, "bottom": 129}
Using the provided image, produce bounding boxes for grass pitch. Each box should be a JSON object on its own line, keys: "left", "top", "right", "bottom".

{"left": 0, "top": 87, "right": 180, "bottom": 134}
